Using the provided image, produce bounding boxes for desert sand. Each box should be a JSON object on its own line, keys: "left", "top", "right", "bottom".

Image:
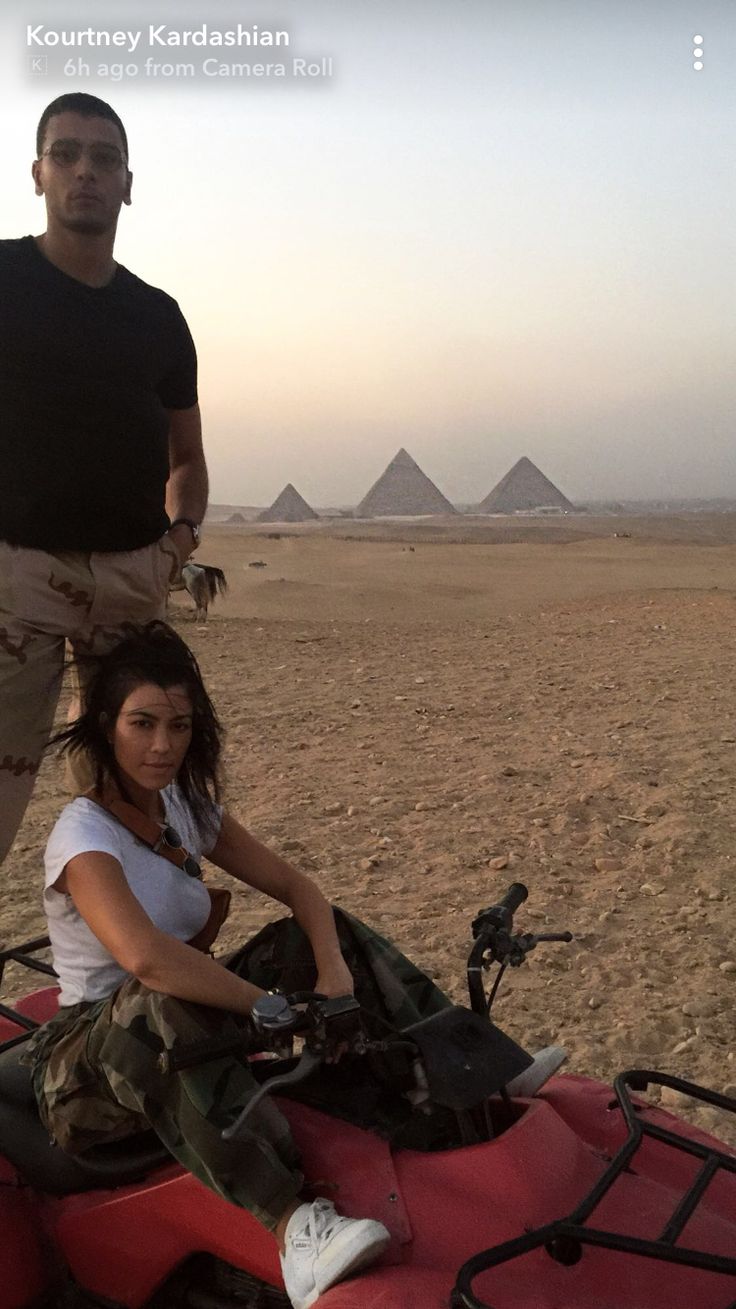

{"left": 3, "top": 514, "right": 736, "bottom": 1144}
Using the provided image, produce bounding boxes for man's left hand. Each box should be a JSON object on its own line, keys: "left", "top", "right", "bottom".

{"left": 167, "top": 521, "right": 196, "bottom": 567}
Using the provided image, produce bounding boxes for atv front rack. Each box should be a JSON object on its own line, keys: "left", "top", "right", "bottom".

{"left": 452, "top": 1069, "right": 736, "bottom": 1309}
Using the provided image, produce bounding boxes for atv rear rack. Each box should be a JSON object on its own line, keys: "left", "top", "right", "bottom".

{"left": 0, "top": 936, "right": 54, "bottom": 1051}
{"left": 452, "top": 1069, "right": 736, "bottom": 1308}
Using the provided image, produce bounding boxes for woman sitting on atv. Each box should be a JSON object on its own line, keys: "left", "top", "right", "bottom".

{"left": 24, "top": 622, "right": 562, "bottom": 1309}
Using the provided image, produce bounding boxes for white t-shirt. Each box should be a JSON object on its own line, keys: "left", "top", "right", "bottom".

{"left": 44, "top": 785, "right": 223, "bottom": 1006}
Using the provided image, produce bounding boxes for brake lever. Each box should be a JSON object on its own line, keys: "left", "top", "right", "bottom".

{"left": 504, "top": 931, "right": 574, "bottom": 966}
{"left": 221, "top": 1046, "right": 323, "bottom": 1139}
{"left": 220, "top": 997, "right": 362, "bottom": 1141}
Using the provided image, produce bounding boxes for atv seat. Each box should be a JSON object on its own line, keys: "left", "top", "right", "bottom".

{"left": 0, "top": 1045, "right": 172, "bottom": 1195}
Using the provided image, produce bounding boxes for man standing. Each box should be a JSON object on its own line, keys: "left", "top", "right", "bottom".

{"left": 0, "top": 92, "right": 208, "bottom": 865}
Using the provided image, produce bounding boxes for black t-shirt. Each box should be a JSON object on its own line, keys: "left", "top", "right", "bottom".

{"left": 0, "top": 236, "right": 198, "bottom": 552}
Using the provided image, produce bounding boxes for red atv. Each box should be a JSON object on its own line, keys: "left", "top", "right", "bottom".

{"left": 0, "top": 883, "right": 734, "bottom": 1309}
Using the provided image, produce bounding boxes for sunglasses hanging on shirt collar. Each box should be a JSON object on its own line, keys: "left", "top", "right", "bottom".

{"left": 153, "top": 823, "right": 202, "bottom": 879}
{"left": 86, "top": 787, "right": 203, "bottom": 880}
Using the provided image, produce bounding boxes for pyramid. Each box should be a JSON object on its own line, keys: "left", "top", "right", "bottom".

{"left": 226, "top": 511, "right": 247, "bottom": 524}
{"left": 356, "top": 448, "right": 457, "bottom": 517}
{"left": 478, "top": 457, "right": 574, "bottom": 513}
{"left": 258, "top": 484, "right": 319, "bottom": 523}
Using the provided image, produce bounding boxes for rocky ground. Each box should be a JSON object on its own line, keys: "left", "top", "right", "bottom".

{"left": 3, "top": 525, "right": 736, "bottom": 1147}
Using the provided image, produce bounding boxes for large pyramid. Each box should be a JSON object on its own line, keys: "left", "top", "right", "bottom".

{"left": 258, "top": 484, "right": 319, "bottom": 523}
{"left": 478, "top": 457, "right": 574, "bottom": 513}
{"left": 356, "top": 448, "right": 457, "bottom": 517}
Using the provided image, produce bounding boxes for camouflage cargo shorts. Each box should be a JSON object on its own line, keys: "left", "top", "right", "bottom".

{"left": 0, "top": 535, "right": 181, "bottom": 865}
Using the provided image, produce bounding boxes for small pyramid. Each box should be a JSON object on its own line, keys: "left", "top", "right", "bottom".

{"left": 226, "top": 511, "right": 247, "bottom": 524}
{"left": 356, "top": 448, "right": 457, "bottom": 517}
{"left": 478, "top": 457, "right": 574, "bottom": 513}
{"left": 258, "top": 484, "right": 319, "bottom": 523}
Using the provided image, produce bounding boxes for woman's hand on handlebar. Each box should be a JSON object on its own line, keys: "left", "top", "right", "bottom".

{"left": 315, "top": 958, "right": 355, "bottom": 1001}
{"left": 314, "top": 959, "right": 356, "bottom": 1062}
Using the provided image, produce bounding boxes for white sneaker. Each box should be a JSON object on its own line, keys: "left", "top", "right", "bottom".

{"left": 505, "top": 1045, "right": 567, "bottom": 1098}
{"left": 280, "top": 1197, "right": 390, "bottom": 1309}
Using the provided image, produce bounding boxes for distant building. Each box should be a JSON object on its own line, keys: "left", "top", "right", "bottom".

{"left": 258, "top": 484, "right": 319, "bottom": 523}
{"left": 356, "top": 448, "right": 457, "bottom": 517}
{"left": 478, "top": 457, "right": 575, "bottom": 514}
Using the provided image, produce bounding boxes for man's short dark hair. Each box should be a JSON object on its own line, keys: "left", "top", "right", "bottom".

{"left": 36, "top": 93, "right": 129, "bottom": 161}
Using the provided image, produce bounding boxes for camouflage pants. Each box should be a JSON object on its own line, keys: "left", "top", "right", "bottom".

{"left": 26, "top": 911, "right": 451, "bottom": 1232}
{"left": 0, "top": 537, "right": 181, "bottom": 865}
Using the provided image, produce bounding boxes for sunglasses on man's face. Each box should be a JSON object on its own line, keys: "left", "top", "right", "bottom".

{"left": 41, "top": 139, "right": 127, "bottom": 173}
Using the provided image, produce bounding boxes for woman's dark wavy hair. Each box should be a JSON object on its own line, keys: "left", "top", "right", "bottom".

{"left": 52, "top": 622, "right": 222, "bottom": 826}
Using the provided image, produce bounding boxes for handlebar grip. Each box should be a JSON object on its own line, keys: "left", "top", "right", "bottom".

{"left": 497, "top": 883, "right": 528, "bottom": 915}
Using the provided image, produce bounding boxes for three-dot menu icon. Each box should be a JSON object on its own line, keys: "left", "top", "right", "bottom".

{"left": 693, "top": 35, "right": 703, "bottom": 71}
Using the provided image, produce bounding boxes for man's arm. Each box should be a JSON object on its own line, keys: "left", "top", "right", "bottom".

{"left": 165, "top": 403, "right": 209, "bottom": 562}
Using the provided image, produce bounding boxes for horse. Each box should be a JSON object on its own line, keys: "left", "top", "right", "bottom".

{"left": 170, "top": 562, "right": 228, "bottom": 621}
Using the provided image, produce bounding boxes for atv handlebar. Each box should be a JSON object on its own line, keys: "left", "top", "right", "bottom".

{"left": 158, "top": 884, "right": 571, "bottom": 1110}
{"left": 497, "top": 882, "right": 528, "bottom": 918}
{"left": 468, "top": 884, "right": 572, "bottom": 1016}
{"left": 221, "top": 991, "right": 371, "bottom": 1140}
{"left": 157, "top": 991, "right": 361, "bottom": 1076}
{"left": 472, "top": 882, "right": 529, "bottom": 939}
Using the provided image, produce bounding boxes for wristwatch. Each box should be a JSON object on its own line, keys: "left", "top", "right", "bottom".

{"left": 169, "top": 517, "right": 201, "bottom": 550}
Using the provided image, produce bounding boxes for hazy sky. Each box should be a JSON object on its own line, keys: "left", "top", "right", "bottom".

{"left": 3, "top": 1, "right": 735, "bottom": 506}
